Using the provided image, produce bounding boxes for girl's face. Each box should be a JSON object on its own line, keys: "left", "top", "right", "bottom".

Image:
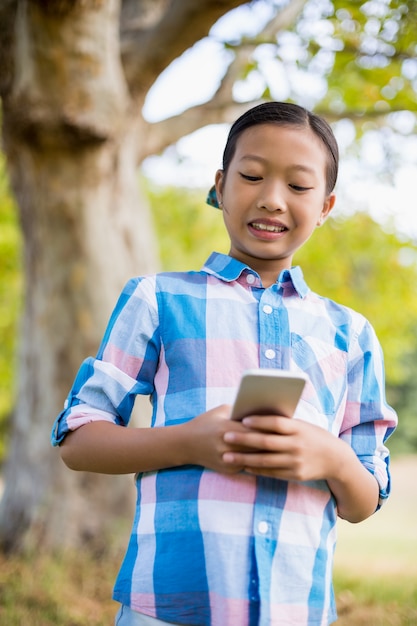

{"left": 215, "top": 123, "right": 336, "bottom": 286}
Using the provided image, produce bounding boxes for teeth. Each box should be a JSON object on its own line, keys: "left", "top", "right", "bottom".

{"left": 252, "top": 222, "right": 285, "bottom": 233}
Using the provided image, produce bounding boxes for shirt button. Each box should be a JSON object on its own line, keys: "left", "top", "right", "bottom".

{"left": 246, "top": 273, "right": 256, "bottom": 284}
{"left": 262, "top": 304, "right": 273, "bottom": 314}
{"left": 265, "top": 349, "right": 275, "bottom": 359}
{"left": 258, "top": 521, "right": 269, "bottom": 534}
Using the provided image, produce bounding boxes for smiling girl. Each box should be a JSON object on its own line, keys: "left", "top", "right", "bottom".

{"left": 52, "top": 102, "right": 397, "bottom": 626}
{"left": 215, "top": 120, "right": 336, "bottom": 286}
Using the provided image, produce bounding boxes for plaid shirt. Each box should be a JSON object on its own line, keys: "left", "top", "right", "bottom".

{"left": 52, "top": 252, "right": 397, "bottom": 626}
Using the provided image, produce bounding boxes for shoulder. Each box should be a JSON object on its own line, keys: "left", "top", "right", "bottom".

{"left": 306, "top": 290, "right": 377, "bottom": 349}
{"left": 121, "top": 269, "right": 209, "bottom": 299}
{"left": 308, "top": 289, "right": 368, "bottom": 324}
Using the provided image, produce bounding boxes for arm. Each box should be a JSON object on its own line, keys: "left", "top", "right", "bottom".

{"left": 325, "top": 436, "right": 380, "bottom": 522}
{"left": 60, "top": 404, "right": 250, "bottom": 475}
{"left": 222, "top": 415, "right": 379, "bottom": 523}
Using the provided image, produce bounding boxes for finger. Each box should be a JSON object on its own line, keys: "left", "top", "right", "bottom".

{"left": 224, "top": 430, "right": 290, "bottom": 453}
{"left": 242, "top": 415, "right": 295, "bottom": 433}
{"left": 223, "top": 451, "right": 291, "bottom": 469}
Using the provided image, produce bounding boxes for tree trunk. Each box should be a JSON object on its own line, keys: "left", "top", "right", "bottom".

{"left": 0, "top": 0, "right": 158, "bottom": 552}
{"left": 0, "top": 120, "right": 159, "bottom": 552}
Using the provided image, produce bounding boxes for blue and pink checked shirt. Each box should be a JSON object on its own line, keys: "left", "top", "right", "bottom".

{"left": 52, "top": 252, "right": 397, "bottom": 626}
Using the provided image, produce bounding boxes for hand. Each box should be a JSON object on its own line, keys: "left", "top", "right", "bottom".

{"left": 182, "top": 405, "right": 254, "bottom": 474}
{"left": 222, "top": 415, "right": 342, "bottom": 482}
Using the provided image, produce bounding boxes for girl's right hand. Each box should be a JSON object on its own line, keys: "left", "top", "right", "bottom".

{"left": 181, "top": 405, "right": 251, "bottom": 474}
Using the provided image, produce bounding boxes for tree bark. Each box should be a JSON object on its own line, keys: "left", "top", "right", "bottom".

{"left": 0, "top": 126, "right": 159, "bottom": 552}
{"left": 0, "top": 0, "right": 160, "bottom": 552}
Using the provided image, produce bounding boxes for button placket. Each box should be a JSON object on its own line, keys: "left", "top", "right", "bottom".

{"left": 260, "top": 297, "right": 277, "bottom": 364}
{"left": 259, "top": 290, "right": 285, "bottom": 369}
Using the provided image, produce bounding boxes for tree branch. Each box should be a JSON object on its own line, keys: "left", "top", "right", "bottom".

{"left": 258, "top": 0, "right": 307, "bottom": 40}
{"left": 138, "top": 98, "right": 259, "bottom": 162}
{"left": 134, "top": 0, "right": 309, "bottom": 159}
{"left": 120, "top": 0, "right": 249, "bottom": 97}
{"left": 139, "top": 98, "right": 415, "bottom": 163}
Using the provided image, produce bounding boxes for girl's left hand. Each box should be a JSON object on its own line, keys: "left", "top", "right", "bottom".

{"left": 222, "top": 415, "right": 342, "bottom": 482}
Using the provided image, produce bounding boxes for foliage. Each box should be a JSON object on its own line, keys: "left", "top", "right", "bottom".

{"left": 386, "top": 330, "right": 417, "bottom": 454}
{"left": 270, "top": 0, "right": 417, "bottom": 118}
{"left": 321, "top": 0, "right": 417, "bottom": 115}
{"left": 234, "top": 0, "right": 417, "bottom": 190}
{"left": 146, "top": 182, "right": 229, "bottom": 271}
{"left": 0, "top": 154, "right": 22, "bottom": 461}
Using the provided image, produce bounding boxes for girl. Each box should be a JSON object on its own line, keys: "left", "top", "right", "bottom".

{"left": 52, "top": 102, "right": 397, "bottom": 626}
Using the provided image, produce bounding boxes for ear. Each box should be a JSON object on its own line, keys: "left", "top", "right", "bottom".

{"left": 215, "top": 169, "right": 224, "bottom": 208}
{"left": 317, "top": 193, "right": 336, "bottom": 226}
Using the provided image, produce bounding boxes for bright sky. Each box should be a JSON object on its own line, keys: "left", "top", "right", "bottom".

{"left": 141, "top": 2, "right": 417, "bottom": 243}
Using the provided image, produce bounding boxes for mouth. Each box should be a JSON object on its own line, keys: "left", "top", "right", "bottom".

{"left": 249, "top": 220, "right": 287, "bottom": 234}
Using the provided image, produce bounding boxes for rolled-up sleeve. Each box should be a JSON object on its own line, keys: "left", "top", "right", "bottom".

{"left": 51, "top": 276, "right": 160, "bottom": 446}
{"left": 341, "top": 318, "right": 398, "bottom": 509}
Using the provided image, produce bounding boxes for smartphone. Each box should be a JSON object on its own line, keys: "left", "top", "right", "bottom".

{"left": 230, "top": 369, "right": 307, "bottom": 421}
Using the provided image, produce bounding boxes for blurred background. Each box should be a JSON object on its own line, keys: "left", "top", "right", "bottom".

{"left": 0, "top": 1, "right": 416, "bottom": 623}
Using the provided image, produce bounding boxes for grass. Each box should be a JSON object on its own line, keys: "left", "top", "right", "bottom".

{"left": 0, "top": 549, "right": 119, "bottom": 625}
{"left": 1, "top": 456, "right": 416, "bottom": 625}
{"left": 333, "top": 455, "right": 417, "bottom": 625}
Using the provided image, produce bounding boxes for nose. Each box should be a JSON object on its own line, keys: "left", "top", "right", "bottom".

{"left": 257, "top": 181, "right": 287, "bottom": 212}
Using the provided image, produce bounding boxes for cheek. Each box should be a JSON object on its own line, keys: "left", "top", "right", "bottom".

{"left": 296, "top": 196, "right": 325, "bottom": 221}
{"left": 291, "top": 210, "right": 321, "bottom": 235}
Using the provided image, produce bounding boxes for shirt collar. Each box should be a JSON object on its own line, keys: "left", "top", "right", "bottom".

{"left": 202, "top": 252, "right": 309, "bottom": 299}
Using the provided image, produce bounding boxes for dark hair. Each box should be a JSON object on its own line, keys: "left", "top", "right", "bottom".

{"left": 222, "top": 102, "right": 339, "bottom": 195}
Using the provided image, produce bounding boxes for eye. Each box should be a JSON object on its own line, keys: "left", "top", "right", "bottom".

{"left": 240, "top": 173, "right": 262, "bottom": 182}
{"left": 289, "top": 184, "right": 312, "bottom": 192}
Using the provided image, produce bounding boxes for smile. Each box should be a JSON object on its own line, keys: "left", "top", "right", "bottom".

{"left": 250, "top": 222, "right": 286, "bottom": 233}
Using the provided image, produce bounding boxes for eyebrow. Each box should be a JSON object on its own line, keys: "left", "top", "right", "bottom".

{"left": 239, "top": 155, "right": 317, "bottom": 175}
